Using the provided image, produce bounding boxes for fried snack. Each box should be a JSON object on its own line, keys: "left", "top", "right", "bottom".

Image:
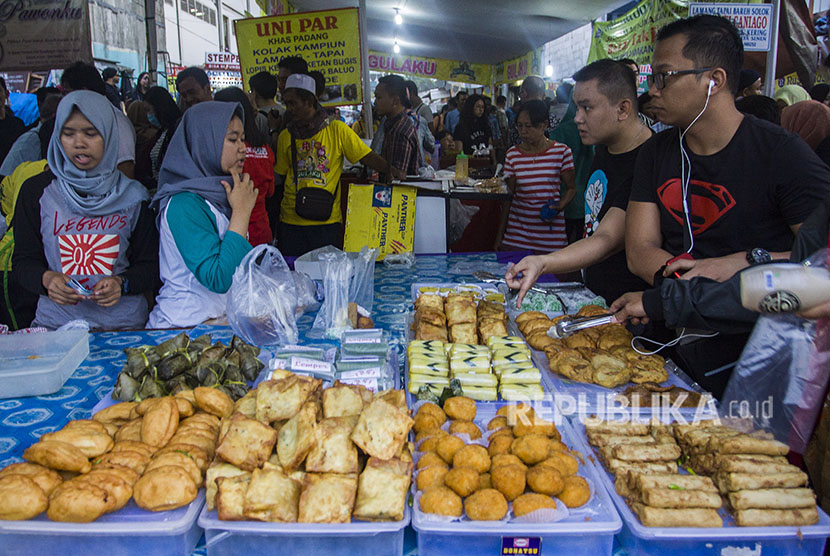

{"left": 584, "top": 418, "right": 650, "bottom": 436}
{"left": 597, "top": 328, "right": 633, "bottom": 351}
{"left": 419, "top": 486, "right": 462, "bottom": 517}
{"left": 145, "top": 451, "right": 202, "bottom": 487}
{"left": 488, "top": 435, "right": 513, "bottom": 457}
{"left": 93, "top": 402, "right": 138, "bottom": 425}
{"left": 513, "top": 493, "right": 557, "bottom": 518}
{"left": 511, "top": 434, "right": 550, "bottom": 465}
{"left": 538, "top": 451, "right": 579, "bottom": 476}
{"left": 589, "top": 352, "right": 632, "bottom": 389}
{"left": 415, "top": 322, "right": 449, "bottom": 342}
{"left": 717, "top": 471, "right": 808, "bottom": 491}
{"left": 114, "top": 417, "right": 143, "bottom": 443}
{"left": 298, "top": 473, "right": 358, "bottom": 523}
{"left": 527, "top": 465, "right": 564, "bottom": 496}
{"left": 453, "top": 444, "right": 490, "bottom": 473}
{"left": 478, "top": 318, "right": 509, "bottom": 342}
{"left": 577, "top": 304, "right": 607, "bottom": 317}
{"left": 563, "top": 333, "right": 594, "bottom": 350}
{"left": 74, "top": 469, "right": 132, "bottom": 513}
{"left": 515, "top": 311, "right": 547, "bottom": 325}
{"left": 306, "top": 417, "right": 359, "bottom": 474}
{"left": 192, "top": 387, "right": 233, "bottom": 418}
{"left": 733, "top": 507, "right": 819, "bottom": 527}
{"left": 520, "top": 318, "right": 553, "bottom": 336}
{"left": 632, "top": 503, "right": 723, "bottom": 527}
{"left": 24, "top": 440, "right": 91, "bottom": 473}
{"left": 417, "top": 466, "right": 449, "bottom": 491}
{"left": 415, "top": 307, "right": 447, "bottom": 328}
{"left": 413, "top": 412, "right": 442, "bottom": 434}
{"left": 322, "top": 384, "right": 368, "bottom": 418}
{"left": 513, "top": 416, "right": 556, "bottom": 438}
{"left": 216, "top": 475, "right": 251, "bottom": 520}
{"left": 0, "top": 462, "right": 62, "bottom": 496}
{"left": 634, "top": 473, "right": 717, "bottom": 492}
{"left": 232, "top": 390, "right": 258, "bottom": 418}
{"left": 351, "top": 398, "right": 414, "bottom": 460}
{"left": 419, "top": 436, "right": 444, "bottom": 454}
{"left": 526, "top": 331, "right": 557, "bottom": 351}
{"left": 416, "top": 293, "right": 444, "bottom": 311}
{"left": 444, "top": 466, "right": 480, "bottom": 497}
{"left": 206, "top": 462, "right": 250, "bottom": 511}
{"left": 278, "top": 401, "right": 318, "bottom": 471}
{"left": 0, "top": 475, "right": 48, "bottom": 520}
{"left": 448, "top": 420, "right": 482, "bottom": 440}
{"left": 487, "top": 416, "right": 509, "bottom": 431}
{"left": 216, "top": 413, "right": 278, "bottom": 472}
{"left": 714, "top": 436, "right": 790, "bottom": 456}
{"left": 417, "top": 452, "right": 449, "bottom": 471}
{"left": 436, "top": 435, "right": 466, "bottom": 464}
{"left": 465, "top": 488, "right": 508, "bottom": 521}
{"left": 243, "top": 465, "right": 301, "bottom": 522}
{"left": 628, "top": 353, "right": 668, "bottom": 384}
{"left": 353, "top": 457, "right": 413, "bottom": 521}
{"left": 156, "top": 444, "right": 209, "bottom": 474}
{"left": 491, "top": 454, "right": 527, "bottom": 470}
{"left": 613, "top": 443, "right": 681, "bottom": 462}
{"left": 256, "top": 375, "right": 321, "bottom": 423}
{"left": 94, "top": 449, "right": 150, "bottom": 475}
{"left": 416, "top": 403, "right": 447, "bottom": 426}
{"left": 558, "top": 476, "right": 590, "bottom": 508}
{"left": 491, "top": 464, "right": 526, "bottom": 501}
{"left": 639, "top": 488, "right": 722, "bottom": 509}
{"left": 140, "top": 397, "right": 179, "bottom": 447}
{"left": 728, "top": 488, "right": 816, "bottom": 510}
{"left": 110, "top": 441, "right": 156, "bottom": 459}
{"left": 443, "top": 396, "right": 476, "bottom": 421}
{"left": 549, "top": 349, "right": 593, "bottom": 383}
{"left": 445, "top": 298, "right": 477, "bottom": 326}
{"left": 133, "top": 465, "right": 198, "bottom": 511}
{"left": 47, "top": 481, "right": 109, "bottom": 522}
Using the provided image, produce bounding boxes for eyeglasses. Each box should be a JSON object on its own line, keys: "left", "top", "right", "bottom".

{"left": 647, "top": 67, "right": 715, "bottom": 90}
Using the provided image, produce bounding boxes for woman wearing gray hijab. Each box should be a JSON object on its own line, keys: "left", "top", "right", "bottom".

{"left": 147, "top": 101, "right": 257, "bottom": 328}
{"left": 12, "top": 91, "right": 159, "bottom": 330}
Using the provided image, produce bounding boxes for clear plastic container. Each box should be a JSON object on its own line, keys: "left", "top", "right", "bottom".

{"left": 0, "top": 492, "right": 205, "bottom": 556}
{"left": 0, "top": 329, "right": 89, "bottom": 398}
{"left": 198, "top": 505, "right": 409, "bottom": 556}
{"left": 454, "top": 153, "right": 468, "bottom": 182}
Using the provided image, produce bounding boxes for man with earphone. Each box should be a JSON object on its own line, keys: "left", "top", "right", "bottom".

{"left": 621, "top": 14, "right": 830, "bottom": 396}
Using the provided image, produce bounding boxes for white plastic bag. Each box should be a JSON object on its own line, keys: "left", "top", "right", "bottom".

{"left": 310, "top": 246, "right": 377, "bottom": 339}
{"left": 291, "top": 271, "right": 321, "bottom": 316}
{"left": 227, "top": 244, "right": 299, "bottom": 347}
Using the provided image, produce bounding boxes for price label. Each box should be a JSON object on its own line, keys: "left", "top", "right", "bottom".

{"left": 500, "top": 537, "right": 541, "bottom": 555}
{"left": 340, "top": 367, "right": 382, "bottom": 379}
{"left": 290, "top": 356, "right": 332, "bottom": 374}
{"left": 340, "top": 377, "right": 379, "bottom": 391}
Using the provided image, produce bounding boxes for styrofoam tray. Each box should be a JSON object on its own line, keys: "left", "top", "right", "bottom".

{"left": 568, "top": 416, "right": 830, "bottom": 555}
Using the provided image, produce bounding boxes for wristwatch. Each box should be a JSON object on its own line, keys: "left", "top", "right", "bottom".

{"left": 118, "top": 275, "right": 130, "bottom": 295}
{"left": 746, "top": 248, "right": 772, "bottom": 266}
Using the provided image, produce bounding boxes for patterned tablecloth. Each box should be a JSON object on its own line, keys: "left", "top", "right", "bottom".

{"left": 8, "top": 252, "right": 620, "bottom": 556}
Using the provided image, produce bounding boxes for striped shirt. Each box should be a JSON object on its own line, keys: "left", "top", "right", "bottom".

{"left": 503, "top": 141, "right": 574, "bottom": 251}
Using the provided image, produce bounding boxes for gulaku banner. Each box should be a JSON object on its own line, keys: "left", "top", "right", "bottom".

{"left": 493, "top": 48, "right": 544, "bottom": 85}
{"left": 235, "top": 7, "right": 362, "bottom": 107}
{"left": 368, "top": 51, "right": 493, "bottom": 85}
{"left": 0, "top": 0, "right": 92, "bottom": 71}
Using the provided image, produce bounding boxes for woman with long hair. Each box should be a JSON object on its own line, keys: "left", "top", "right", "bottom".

{"left": 131, "top": 72, "right": 151, "bottom": 102}
{"left": 453, "top": 93, "right": 493, "bottom": 157}
{"left": 144, "top": 86, "right": 182, "bottom": 182}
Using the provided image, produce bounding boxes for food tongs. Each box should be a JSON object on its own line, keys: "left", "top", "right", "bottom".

{"left": 548, "top": 313, "right": 616, "bottom": 339}
{"left": 472, "top": 271, "right": 584, "bottom": 293}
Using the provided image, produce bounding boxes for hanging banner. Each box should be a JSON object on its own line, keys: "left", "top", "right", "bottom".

{"left": 0, "top": 0, "right": 92, "bottom": 71}
{"left": 689, "top": 3, "right": 773, "bottom": 51}
{"left": 368, "top": 51, "right": 492, "bottom": 85}
{"left": 235, "top": 7, "right": 362, "bottom": 107}
{"left": 493, "top": 48, "right": 543, "bottom": 85}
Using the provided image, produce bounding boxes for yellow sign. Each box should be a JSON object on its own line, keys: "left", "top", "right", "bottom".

{"left": 344, "top": 184, "right": 417, "bottom": 260}
{"left": 368, "top": 51, "right": 493, "bottom": 85}
{"left": 494, "top": 48, "right": 543, "bottom": 85}
{"left": 235, "top": 7, "right": 362, "bottom": 106}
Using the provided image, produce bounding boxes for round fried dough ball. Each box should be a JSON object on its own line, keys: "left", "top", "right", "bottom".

{"left": 448, "top": 420, "right": 482, "bottom": 440}
{"left": 444, "top": 466, "right": 480, "bottom": 497}
{"left": 436, "top": 435, "right": 466, "bottom": 464}
{"left": 510, "top": 434, "right": 550, "bottom": 465}
{"left": 415, "top": 428, "right": 448, "bottom": 443}
{"left": 420, "top": 486, "right": 463, "bottom": 517}
{"left": 416, "top": 402, "right": 447, "bottom": 426}
{"left": 526, "top": 464, "right": 564, "bottom": 496}
{"left": 513, "top": 417, "right": 556, "bottom": 438}
{"left": 487, "top": 416, "right": 509, "bottom": 431}
{"left": 443, "top": 396, "right": 476, "bottom": 421}
{"left": 464, "top": 488, "right": 508, "bottom": 521}
{"left": 479, "top": 472, "right": 491, "bottom": 490}
{"left": 497, "top": 403, "right": 536, "bottom": 423}
{"left": 490, "top": 464, "right": 526, "bottom": 501}
{"left": 491, "top": 454, "right": 527, "bottom": 471}
{"left": 539, "top": 451, "right": 579, "bottom": 477}
{"left": 419, "top": 436, "right": 443, "bottom": 454}
{"left": 416, "top": 466, "right": 449, "bottom": 491}
{"left": 513, "top": 493, "right": 557, "bottom": 517}
{"left": 416, "top": 452, "right": 448, "bottom": 471}
{"left": 413, "top": 412, "right": 442, "bottom": 434}
{"left": 558, "top": 476, "right": 590, "bottom": 508}
{"left": 488, "top": 435, "right": 513, "bottom": 457}
{"left": 452, "top": 444, "right": 490, "bottom": 473}
{"left": 549, "top": 440, "right": 569, "bottom": 454}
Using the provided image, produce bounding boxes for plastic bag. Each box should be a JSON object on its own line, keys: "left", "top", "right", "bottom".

{"left": 720, "top": 249, "right": 830, "bottom": 453}
{"left": 310, "top": 246, "right": 377, "bottom": 339}
{"left": 291, "top": 271, "right": 321, "bottom": 316}
{"left": 448, "top": 198, "right": 480, "bottom": 245}
{"left": 349, "top": 246, "right": 378, "bottom": 313}
{"left": 227, "top": 244, "right": 299, "bottom": 347}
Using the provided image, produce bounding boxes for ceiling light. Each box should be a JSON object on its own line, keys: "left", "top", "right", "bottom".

{"left": 393, "top": 40, "right": 400, "bottom": 53}
{"left": 394, "top": 8, "right": 402, "bottom": 25}
{"left": 545, "top": 64, "right": 553, "bottom": 77}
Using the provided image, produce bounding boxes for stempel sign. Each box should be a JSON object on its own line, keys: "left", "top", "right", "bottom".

{"left": 689, "top": 3, "right": 773, "bottom": 51}
{"left": 205, "top": 52, "right": 240, "bottom": 72}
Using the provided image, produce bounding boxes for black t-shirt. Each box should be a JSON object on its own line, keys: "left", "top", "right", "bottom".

{"left": 582, "top": 144, "right": 650, "bottom": 302}
{"left": 0, "top": 110, "right": 26, "bottom": 168}
{"left": 454, "top": 118, "right": 490, "bottom": 155}
{"left": 630, "top": 114, "right": 830, "bottom": 259}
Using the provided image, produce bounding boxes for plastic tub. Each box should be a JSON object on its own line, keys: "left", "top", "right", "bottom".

{"left": 198, "top": 505, "right": 409, "bottom": 556}
{"left": 0, "top": 329, "right": 89, "bottom": 398}
{"left": 0, "top": 492, "right": 205, "bottom": 556}
{"left": 569, "top": 417, "right": 830, "bottom": 555}
{"left": 412, "top": 407, "right": 622, "bottom": 556}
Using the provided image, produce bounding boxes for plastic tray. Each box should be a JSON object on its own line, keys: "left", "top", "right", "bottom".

{"left": 568, "top": 417, "right": 830, "bottom": 555}
{"left": 0, "top": 491, "right": 205, "bottom": 556}
{"left": 410, "top": 282, "right": 502, "bottom": 302}
{"left": 411, "top": 406, "right": 622, "bottom": 556}
{"left": 198, "top": 504, "right": 409, "bottom": 556}
{"left": 0, "top": 329, "right": 89, "bottom": 398}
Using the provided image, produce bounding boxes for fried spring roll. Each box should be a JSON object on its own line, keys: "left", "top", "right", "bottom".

{"left": 733, "top": 507, "right": 819, "bottom": 527}
{"left": 613, "top": 443, "right": 681, "bottom": 462}
{"left": 631, "top": 503, "right": 723, "bottom": 528}
{"left": 635, "top": 473, "right": 717, "bottom": 492}
{"left": 590, "top": 434, "right": 656, "bottom": 448}
{"left": 713, "top": 435, "right": 790, "bottom": 456}
{"left": 640, "top": 488, "right": 723, "bottom": 509}
{"left": 608, "top": 459, "right": 678, "bottom": 474}
{"left": 584, "top": 419, "right": 649, "bottom": 437}
{"left": 728, "top": 488, "right": 816, "bottom": 510}
{"left": 717, "top": 471, "right": 808, "bottom": 491}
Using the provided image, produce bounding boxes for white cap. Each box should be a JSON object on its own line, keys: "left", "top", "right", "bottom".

{"left": 285, "top": 73, "right": 316, "bottom": 96}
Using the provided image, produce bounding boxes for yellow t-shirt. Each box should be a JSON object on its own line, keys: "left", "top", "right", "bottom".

{"left": 276, "top": 119, "right": 371, "bottom": 226}
{"left": 1, "top": 159, "right": 48, "bottom": 271}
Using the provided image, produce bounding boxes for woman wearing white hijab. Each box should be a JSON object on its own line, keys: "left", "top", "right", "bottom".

{"left": 12, "top": 91, "right": 158, "bottom": 330}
